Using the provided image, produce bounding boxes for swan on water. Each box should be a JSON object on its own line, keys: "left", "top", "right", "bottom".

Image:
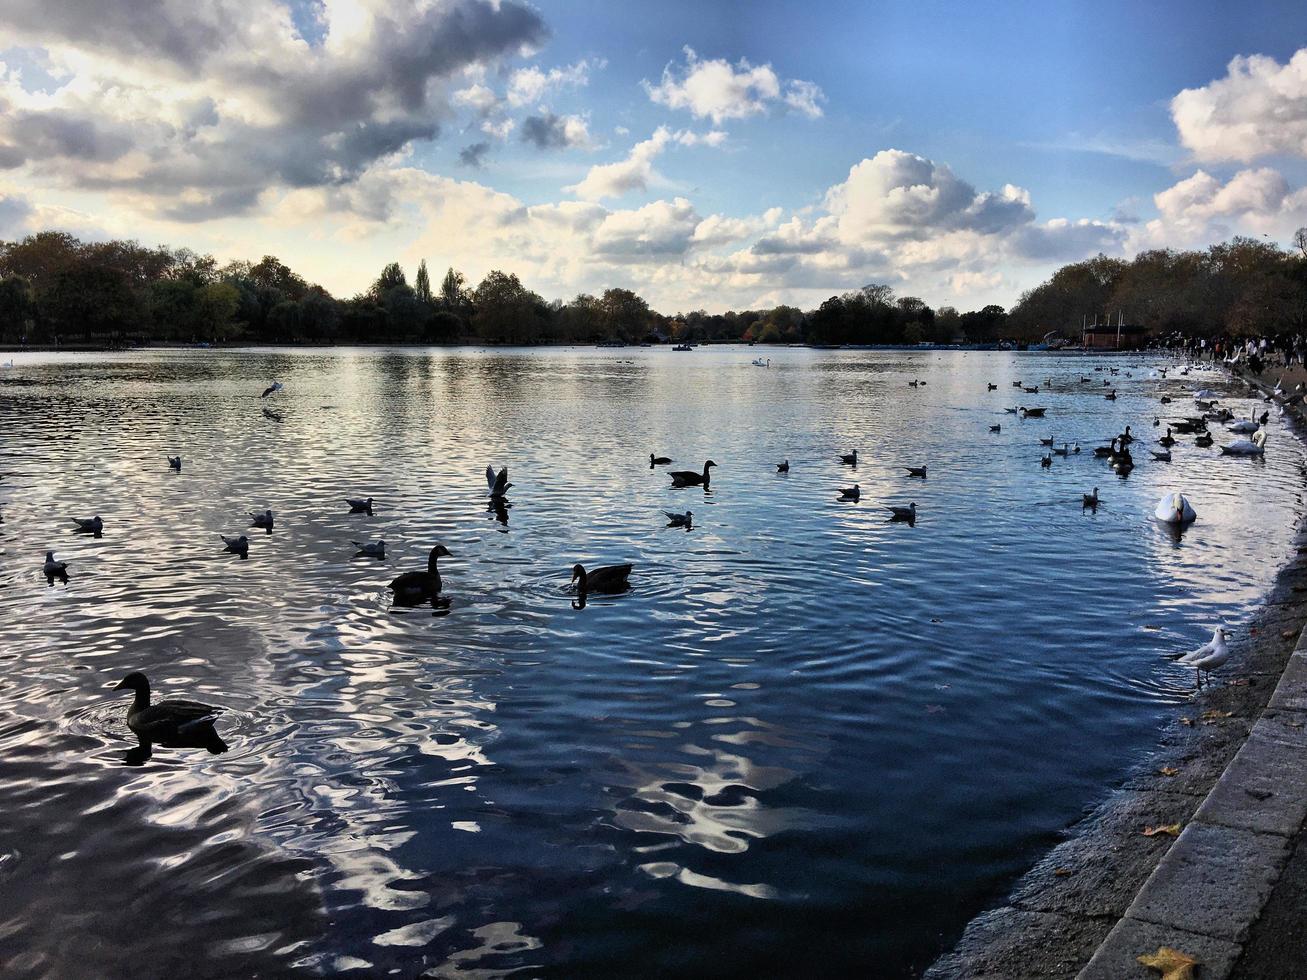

{"left": 1227, "top": 419, "right": 1259, "bottom": 434}
{"left": 1155, "top": 492, "right": 1196, "bottom": 525}
{"left": 1221, "top": 430, "right": 1267, "bottom": 456}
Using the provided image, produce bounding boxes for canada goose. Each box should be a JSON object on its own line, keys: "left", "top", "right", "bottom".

{"left": 1105, "top": 390, "right": 1117, "bottom": 401}
{"left": 1041, "top": 453, "right": 1052, "bottom": 468}
{"left": 839, "top": 450, "right": 858, "bottom": 466}
{"left": 987, "top": 383, "right": 997, "bottom": 390}
{"left": 989, "top": 424, "right": 1001, "bottom": 433}
{"left": 113, "top": 672, "right": 227, "bottom": 754}
{"left": 1159, "top": 429, "right": 1175, "bottom": 447}
{"left": 1020, "top": 407, "right": 1047, "bottom": 418}
{"left": 1195, "top": 431, "right": 1214, "bottom": 447}
{"left": 571, "top": 562, "right": 632, "bottom": 596}
{"left": 670, "top": 460, "right": 716, "bottom": 487}
{"left": 486, "top": 465, "right": 512, "bottom": 498}
{"left": 1053, "top": 443, "right": 1070, "bottom": 456}
{"left": 167, "top": 456, "right": 181, "bottom": 471}
{"left": 1024, "top": 387, "right": 1039, "bottom": 394}
{"left": 838, "top": 484, "right": 860, "bottom": 501}
{"left": 389, "top": 545, "right": 452, "bottom": 604}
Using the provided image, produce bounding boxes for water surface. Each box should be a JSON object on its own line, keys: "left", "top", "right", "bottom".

{"left": 0, "top": 347, "right": 1299, "bottom": 977}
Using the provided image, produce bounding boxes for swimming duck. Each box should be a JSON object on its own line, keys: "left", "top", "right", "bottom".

{"left": 249, "top": 509, "right": 274, "bottom": 530}
{"left": 1024, "top": 386, "right": 1040, "bottom": 394}
{"left": 1105, "top": 390, "right": 1117, "bottom": 401}
{"left": 71, "top": 516, "right": 103, "bottom": 534}
{"left": 664, "top": 510, "right": 692, "bottom": 528}
{"left": 1195, "top": 432, "right": 1214, "bottom": 448}
{"left": 838, "top": 484, "right": 860, "bottom": 501}
{"left": 43, "top": 550, "right": 68, "bottom": 574}
{"left": 168, "top": 455, "right": 181, "bottom": 471}
{"left": 352, "top": 539, "right": 386, "bottom": 557}
{"left": 904, "top": 466, "right": 927, "bottom": 478}
{"left": 389, "top": 544, "right": 452, "bottom": 604}
{"left": 346, "top": 497, "right": 374, "bottom": 514}
{"left": 888, "top": 502, "right": 917, "bottom": 521}
{"left": 670, "top": 460, "right": 716, "bottom": 487}
{"left": 220, "top": 534, "right": 248, "bottom": 556}
{"left": 777, "top": 460, "right": 790, "bottom": 473}
{"left": 486, "top": 465, "right": 512, "bottom": 498}
{"left": 1082, "top": 488, "right": 1099, "bottom": 508}
{"left": 1174, "top": 626, "right": 1231, "bottom": 688}
{"left": 1154, "top": 492, "right": 1196, "bottom": 525}
{"left": 838, "top": 450, "right": 858, "bottom": 466}
{"left": 571, "top": 562, "right": 632, "bottom": 596}
{"left": 114, "top": 671, "right": 228, "bottom": 754}
{"left": 650, "top": 453, "right": 672, "bottom": 466}
{"left": 1012, "top": 380, "right": 1023, "bottom": 387}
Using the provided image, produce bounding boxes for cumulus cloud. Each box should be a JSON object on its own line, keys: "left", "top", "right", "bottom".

{"left": 0, "top": 0, "right": 548, "bottom": 218}
{"left": 506, "top": 59, "right": 599, "bottom": 108}
{"left": 520, "top": 112, "right": 591, "bottom": 150}
{"left": 1134, "top": 167, "right": 1307, "bottom": 249}
{"left": 643, "top": 47, "right": 823, "bottom": 124}
{"left": 565, "top": 126, "right": 723, "bottom": 201}
{"left": 1172, "top": 49, "right": 1307, "bottom": 162}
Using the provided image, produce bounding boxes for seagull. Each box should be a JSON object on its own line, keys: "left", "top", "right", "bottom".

{"left": 346, "top": 496, "right": 374, "bottom": 513}
{"left": 1039, "top": 436, "right": 1055, "bottom": 446}
{"left": 904, "top": 466, "right": 927, "bottom": 478}
{"left": 261, "top": 381, "right": 283, "bottom": 398}
{"left": 43, "top": 550, "right": 68, "bottom": 575}
{"left": 168, "top": 455, "right": 182, "bottom": 471}
{"left": 1173, "top": 626, "right": 1232, "bottom": 688}
{"left": 839, "top": 450, "right": 858, "bottom": 466}
{"left": 664, "top": 510, "right": 693, "bottom": 528}
{"left": 1082, "top": 488, "right": 1099, "bottom": 508}
{"left": 776, "top": 459, "right": 790, "bottom": 473}
{"left": 249, "top": 509, "right": 274, "bottom": 530}
{"left": 352, "top": 539, "right": 386, "bottom": 557}
{"left": 888, "top": 502, "right": 916, "bottom": 521}
{"left": 71, "top": 516, "right": 103, "bottom": 534}
{"left": 486, "top": 465, "right": 512, "bottom": 498}
{"left": 838, "top": 484, "right": 860, "bottom": 501}
{"left": 220, "top": 534, "right": 249, "bottom": 556}
{"left": 1053, "top": 443, "right": 1070, "bottom": 456}
{"left": 1152, "top": 449, "right": 1172, "bottom": 462}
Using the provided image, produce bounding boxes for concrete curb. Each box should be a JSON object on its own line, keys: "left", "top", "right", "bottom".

{"left": 1076, "top": 627, "right": 1307, "bottom": 978}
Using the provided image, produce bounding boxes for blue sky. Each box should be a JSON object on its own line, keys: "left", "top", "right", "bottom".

{"left": 2, "top": 0, "right": 1307, "bottom": 312}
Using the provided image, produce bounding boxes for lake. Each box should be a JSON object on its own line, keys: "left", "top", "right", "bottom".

{"left": 0, "top": 346, "right": 1299, "bottom": 978}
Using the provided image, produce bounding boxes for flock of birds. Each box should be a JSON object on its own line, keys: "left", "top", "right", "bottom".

{"left": 14, "top": 353, "right": 1293, "bottom": 755}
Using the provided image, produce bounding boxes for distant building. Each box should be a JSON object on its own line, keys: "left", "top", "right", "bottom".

{"left": 1082, "top": 322, "right": 1148, "bottom": 350}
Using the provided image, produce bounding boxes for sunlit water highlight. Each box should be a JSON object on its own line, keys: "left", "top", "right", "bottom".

{"left": 0, "top": 347, "right": 1300, "bottom": 977}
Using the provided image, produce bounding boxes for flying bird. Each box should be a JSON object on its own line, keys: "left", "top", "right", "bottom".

{"left": 261, "top": 382, "right": 283, "bottom": 398}
{"left": 486, "top": 465, "right": 512, "bottom": 498}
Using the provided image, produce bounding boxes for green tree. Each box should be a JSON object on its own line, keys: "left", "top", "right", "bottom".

{"left": 414, "top": 260, "right": 433, "bottom": 306}
{"left": 439, "top": 266, "right": 467, "bottom": 311}
{"left": 371, "top": 262, "right": 407, "bottom": 299}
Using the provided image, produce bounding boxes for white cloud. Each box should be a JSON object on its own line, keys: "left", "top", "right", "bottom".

{"left": 506, "top": 59, "right": 599, "bottom": 108}
{"left": 1135, "top": 166, "right": 1307, "bottom": 248}
{"left": 453, "top": 83, "right": 498, "bottom": 115}
{"left": 643, "top": 47, "right": 822, "bottom": 124}
{"left": 565, "top": 127, "right": 725, "bottom": 201}
{"left": 1172, "top": 48, "right": 1307, "bottom": 163}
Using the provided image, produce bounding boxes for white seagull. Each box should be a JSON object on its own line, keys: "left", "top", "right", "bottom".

{"left": 71, "top": 516, "right": 103, "bottom": 534}
{"left": 486, "top": 465, "right": 512, "bottom": 498}
{"left": 1174, "top": 626, "right": 1232, "bottom": 688}
{"left": 664, "top": 510, "right": 693, "bottom": 528}
{"left": 261, "top": 381, "right": 283, "bottom": 398}
{"left": 352, "top": 539, "right": 386, "bottom": 557}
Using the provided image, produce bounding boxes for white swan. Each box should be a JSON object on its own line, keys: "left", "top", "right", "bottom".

{"left": 1176, "top": 626, "right": 1232, "bottom": 687}
{"left": 1227, "top": 419, "right": 1259, "bottom": 434}
{"left": 1154, "top": 492, "right": 1196, "bottom": 525}
{"left": 1192, "top": 389, "right": 1218, "bottom": 400}
{"left": 1221, "top": 430, "right": 1267, "bottom": 456}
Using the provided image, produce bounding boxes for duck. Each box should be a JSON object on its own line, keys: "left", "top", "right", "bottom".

{"left": 71, "top": 516, "right": 103, "bottom": 534}
{"left": 1093, "top": 441, "right": 1115, "bottom": 458}
{"left": 776, "top": 460, "right": 790, "bottom": 473}
{"left": 1154, "top": 492, "right": 1196, "bottom": 525}
{"left": 113, "top": 672, "right": 228, "bottom": 754}
{"left": 346, "top": 496, "right": 374, "bottom": 514}
{"left": 1024, "top": 386, "right": 1040, "bottom": 394}
{"left": 1082, "top": 488, "right": 1099, "bottom": 508}
{"left": 43, "top": 550, "right": 68, "bottom": 575}
{"left": 1158, "top": 429, "right": 1175, "bottom": 447}
{"left": 1152, "top": 449, "right": 1172, "bottom": 462}
{"left": 838, "top": 484, "right": 860, "bottom": 501}
{"left": 249, "top": 509, "right": 274, "bottom": 531}
{"left": 908, "top": 380, "right": 919, "bottom": 388}
{"left": 486, "top": 465, "right": 512, "bottom": 498}
{"left": 260, "top": 381, "right": 283, "bottom": 398}
{"left": 167, "top": 455, "right": 182, "bottom": 471}
{"left": 1220, "top": 430, "right": 1267, "bottom": 456}
{"left": 1012, "top": 380, "right": 1023, "bottom": 388}
{"left": 989, "top": 424, "right": 1001, "bottom": 433}
{"left": 670, "top": 460, "right": 716, "bottom": 487}
{"left": 1105, "top": 390, "right": 1117, "bottom": 401}
{"left": 650, "top": 453, "right": 672, "bottom": 466}
{"left": 838, "top": 450, "right": 858, "bottom": 466}
{"left": 389, "top": 544, "right": 452, "bottom": 604}
{"left": 888, "top": 502, "right": 917, "bottom": 522}
{"left": 1173, "top": 627, "right": 1232, "bottom": 688}
{"left": 1195, "top": 432, "right": 1214, "bottom": 447}
{"left": 1019, "top": 407, "right": 1047, "bottom": 418}
{"left": 220, "top": 534, "right": 249, "bottom": 556}
{"left": 1160, "top": 396, "right": 1173, "bottom": 404}
{"left": 571, "top": 562, "right": 632, "bottom": 596}
{"left": 352, "top": 539, "right": 386, "bottom": 557}
{"left": 1259, "top": 410, "right": 1270, "bottom": 426}
{"left": 664, "top": 510, "right": 693, "bottom": 528}
{"left": 904, "top": 466, "right": 927, "bottom": 478}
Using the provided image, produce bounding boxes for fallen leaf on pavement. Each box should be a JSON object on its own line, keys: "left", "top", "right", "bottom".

{"left": 1158, "top": 766, "right": 1180, "bottom": 777}
{"left": 1142, "top": 823, "right": 1182, "bottom": 837}
{"left": 1137, "top": 946, "right": 1199, "bottom": 980}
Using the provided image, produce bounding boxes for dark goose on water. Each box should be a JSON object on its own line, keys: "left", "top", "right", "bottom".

{"left": 389, "top": 544, "right": 452, "bottom": 603}
{"left": 114, "top": 672, "right": 228, "bottom": 754}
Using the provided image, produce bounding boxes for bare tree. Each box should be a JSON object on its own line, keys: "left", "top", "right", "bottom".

{"left": 1294, "top": 226, "right": 1307, "bottom": 259}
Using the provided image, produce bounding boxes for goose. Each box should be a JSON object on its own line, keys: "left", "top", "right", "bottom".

{"left": 346, "top": 497, "right": 374, "bottom": 513}
{"left": 1195, "top": 432, "right": 1214, "bottom": 448}
{"left": 352, "top": 539, "right": 386, "bottom": 557}
{"left": 1039, "top": 436, "right": 1055, "bottom": 446}
{"left": 1120, "top": 426, "right": 1134, "bottom": 444}
{"left": 1040, "top": 453, "right": 1052, "bottom": 468}
{"left": 572, "top": 562, "right": 632, "bottom": 596}
{"left": 249, "top": 509, "right": 274, "bottom": 530}
{"left": 1258, "top": 410, "right": 1270, "bottom": 426}
{"left": 1174, "top": 627, "right": 1232, "bottom": 688}
{"left": 260, "top": 381, "right": 283, "bottom": 398}
{"left": 1154, "top": 492, "right": 1196, "bottom": 525}
{"left": 776, "top": 460, "right": 790, "bottom": 473}
{"left": 650, "top": 453, "right": 672, "bottom": 466}
{"left": 389, "top": 544, "right": 452, "bottom": 603}
{"left": 43, "top": 550, "right": 68, "bottom": 575}
{"left": 904, "top": 466, "right": 927, "bottom": 478}
{"left": 1152, "top": 449, "right": 1172, "bottom": 462}
{"left": 987, "top": 383, "right": 997, "bottom": 390}
{"left": 989, "top": 424, "right": 1001, "bottom": 433}
{"left": 670, "top": 460, "right": 716, "bottom": 487}
{"left": 1093, "top": 442, "right": 1115, "bottom": 458}
{"left": 220, "top": 534, "right": 249, "bottom": 556}
{"left": 71, "top": 516, "right": 103, "bottom": 534}
{"left": 1012, "top": 380, "right": 1023, "bottom": 388}
{"left": 664, "top": 510, "right": 693, "bottom": 528}
{"left": 1158, "top": 429, "right": 1175, "bottom": 447}
{"left": 888, "top": 502, "right": 917, "bottom": 521}
{"left": 1082, "top": 488, "right": 1099, "bottom": 508}
{"left": 168, "top": 455, "right": 181, "bottom": 471}
{"left": 262, "top": 407, "right": 284, "bottom": 423}
{"left": 1020, "top": 407, "right": 1047, "bottom": 418}
{"left": 114, "top": 672, "right": 227, "bottom": 754}
{"left": 838, "top": 484, "right": 860, "bottom": 501}
{"left": 1221, "top": 430, "right": 1267, "bottom": 456}
{"left": 486, "top": 465, "right": 512, "bottom": 498}
{"left": 838, "top": 450, "right": 858, "bottom": 465}
{"left": 1053, "top": 443, "right": 1070, "bottom": 457}
{"left": 1228, "top": 419, "right": 1259, "bottom": 434}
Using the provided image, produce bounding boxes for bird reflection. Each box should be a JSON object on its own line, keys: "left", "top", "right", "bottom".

{"left": 261, "top": 407, "right": 284, "bottom": 423}
{"left": 45, "top": 569, "right": 70, "bottom": 586}
{"left": 489, "top": 497, "right": 510, "bottom": 528}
